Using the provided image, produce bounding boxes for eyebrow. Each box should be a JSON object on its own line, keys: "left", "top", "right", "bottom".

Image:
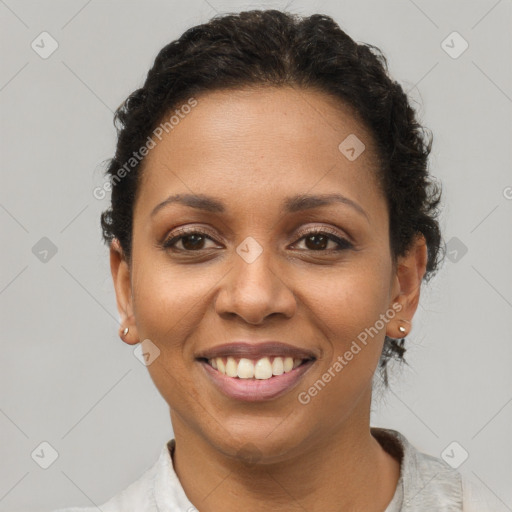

{"left": 150, "top": 192, "right": 369, "bottom": 221}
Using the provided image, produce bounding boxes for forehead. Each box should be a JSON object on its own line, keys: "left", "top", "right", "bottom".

{"left": 134, "top": 86, "right": 383, "bottom": 220}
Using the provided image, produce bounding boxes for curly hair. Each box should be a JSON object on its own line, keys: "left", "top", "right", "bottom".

{"left": 99, "top": 9, "right": 444, "bottom": 385}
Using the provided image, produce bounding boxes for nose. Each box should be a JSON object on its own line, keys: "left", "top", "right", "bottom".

{"left": 214, "top": 247, "right": 297, "bottom": 325}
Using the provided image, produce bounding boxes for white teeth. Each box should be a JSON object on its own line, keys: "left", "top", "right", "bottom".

{"left": 237, "top": 358, "right": 254, "bottom": 379}
{"left": 226, "top": 357, "right": 238, "bottom": 377}
{"left": 272, "top": 357, "right": 284, "bottom": 375}
{"left": 254, "top": 357, "right": 273, "bottom": 379}
{"left": 208, "top": 356, "right": 306, "bottom": 379}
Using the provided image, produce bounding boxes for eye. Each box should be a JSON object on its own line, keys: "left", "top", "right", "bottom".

{"left": 161, "top": 226, "right": 353, "bottom": 253}
{"left": 292, "top": 227, "right": 353, "bottom": 252}
{"left": 162, "top": 228, "right": 220, "bottom": 252}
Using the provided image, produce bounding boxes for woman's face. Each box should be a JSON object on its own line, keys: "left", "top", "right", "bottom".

{"left": 112, "top": 86, "right": 422, "bottom": 461}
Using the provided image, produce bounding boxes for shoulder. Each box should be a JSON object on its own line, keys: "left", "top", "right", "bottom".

{"left": 53, "top": 439, "right": 196, "bottom": 511}
{"left": 372, "top": 427, "right": 504, "bottom": 512}
{"left": 373, "top": 427, "right": 461, "bottom": 509}
{"left": 52, "top": 444, "right": 166, "bottom": 512}
{"left": 52, "top": 469, "right": 154, "bottom": 512}
{"left": 460, "top": 473, "right": 505, "bottom": 512}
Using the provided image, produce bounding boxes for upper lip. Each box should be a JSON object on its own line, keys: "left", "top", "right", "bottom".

{"left": 196, "top": 341, "right": 318, "bottom": 361}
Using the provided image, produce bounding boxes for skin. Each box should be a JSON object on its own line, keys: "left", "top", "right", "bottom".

{"left": 110, "top": 86, "right": 427, "bottom": 511}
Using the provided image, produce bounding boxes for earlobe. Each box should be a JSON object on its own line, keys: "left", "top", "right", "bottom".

{"left": 386, "top": 234, "right": 428, "bottom": 339}
{"left": 110, "top": 239, "right": 140, "bottom": 345}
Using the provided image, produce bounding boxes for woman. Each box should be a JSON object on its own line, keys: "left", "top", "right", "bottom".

{"left": 57, "top": 9, "right": 498, "bottom": 512}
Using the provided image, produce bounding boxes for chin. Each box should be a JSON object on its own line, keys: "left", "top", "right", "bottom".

{"left": 200, "top": 416, "right": 312, "bottom": 465}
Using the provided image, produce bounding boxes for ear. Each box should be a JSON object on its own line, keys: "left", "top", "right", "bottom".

{"left": 110, "top": 238, "right": 139, "bottom": 345}
{"left": 386, "top": 233, "right": 428, "bottom": 339}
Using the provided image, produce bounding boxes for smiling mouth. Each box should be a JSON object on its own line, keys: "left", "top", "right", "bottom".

{"left": 198, "top": 356, "right": 314, "bottom": 380}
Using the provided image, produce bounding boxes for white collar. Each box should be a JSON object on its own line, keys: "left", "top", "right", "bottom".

{"left": 151, "top": 439, "right": 196, "bottom": 511}
{"left": 66, "top": 427, "right": 467, "bottom": 511}
{"left": 144, "top": 428, "right": 463, "bottom": 511}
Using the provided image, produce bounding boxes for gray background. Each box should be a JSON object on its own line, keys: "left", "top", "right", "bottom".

{"left": 1, "top": 0, "right": 511, "bottom": 510}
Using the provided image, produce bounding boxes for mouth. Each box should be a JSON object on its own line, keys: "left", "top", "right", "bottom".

{"left": 195, "top": 342, "right": 318, "bottom": 402}
{"left": 198, "top": 358, "right": 315, "bottom": 402}
{"left": 198, "top": 355, "right": 312, "bottom": 379}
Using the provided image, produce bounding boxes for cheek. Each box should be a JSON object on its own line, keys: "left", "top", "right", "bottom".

{"left": 131, "top": 258, "right": 208, "bottom": 342}
{"left": 298, "top": 256, "right": 392, "bottom": 344}
{"left": 130, "top": 262, "right": 206, "bottom": 407}
{"left": 130, "top": 257, "right": 224, "bottom": 397}
{"left": 291, "top": 268, "right": 390, "bottom": 431}
{"left": 293, "top": 255, "right": 392, "bottom": 405}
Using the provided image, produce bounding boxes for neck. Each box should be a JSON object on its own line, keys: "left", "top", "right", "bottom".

{"left": 170, "top": 391, "right": 400, "bottom": 512}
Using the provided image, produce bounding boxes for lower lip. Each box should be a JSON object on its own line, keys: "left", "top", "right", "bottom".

{"left": 199, "top": 359, "right": 315, "bottom": 402}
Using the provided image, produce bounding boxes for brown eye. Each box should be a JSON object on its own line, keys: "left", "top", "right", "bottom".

{"left": 304, "top": 233, "right": 330, "bottom": 250}
{"left": 162, "top": 230, "right": 219, "bottom": 251}
{"left": 180, "top": 234, "right": 207, "bottom": 250}
{"left": 294, "top": 229, "right": 353, "bottom": 252}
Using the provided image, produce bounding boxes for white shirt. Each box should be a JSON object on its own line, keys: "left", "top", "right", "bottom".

{"left": 55, "top": 427, "right": 501, "bottom": 511}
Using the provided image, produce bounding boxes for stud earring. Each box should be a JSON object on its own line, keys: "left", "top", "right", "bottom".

{"left": 123, "top": 327, "right": 129, "bottom": 336}
{"left": 398, "top": 319, "right": 410, "bottom": 336}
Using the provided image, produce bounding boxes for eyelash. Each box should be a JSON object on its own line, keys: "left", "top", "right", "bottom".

{"left": 161, "top": 226, "right": 353, "bottom": 253}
